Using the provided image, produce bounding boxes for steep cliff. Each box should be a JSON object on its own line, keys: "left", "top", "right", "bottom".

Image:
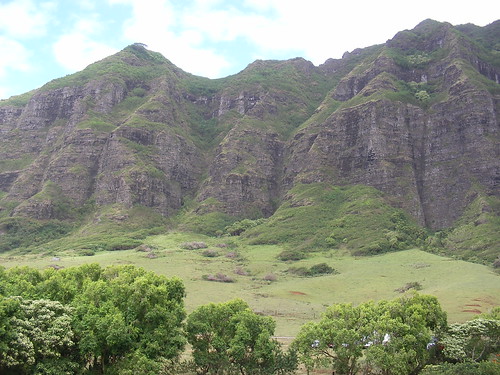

{"left": 0, "top": 21, "right": 498, "bottom": 262}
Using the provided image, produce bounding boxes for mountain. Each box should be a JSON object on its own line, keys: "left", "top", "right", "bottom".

{"left": 0, "top": 19, "right": 498, "bottom": 263}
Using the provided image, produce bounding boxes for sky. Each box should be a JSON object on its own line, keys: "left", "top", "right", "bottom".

{"left": 0, "top": 0, "right": 499, "bottom": 100}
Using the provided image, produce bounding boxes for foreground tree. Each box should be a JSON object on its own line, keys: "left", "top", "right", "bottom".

{"left": 187, "top": 299, "right": 297, "bottom": 375}
{"left": 440, "top": 318, "right": 500, "bottom": 363}
{"left": 294, "top": 302, "right": 375, "bottom": 374}
{"left": 363, "top": 294, "right": 447, "bottom": 375}
{"left": 293, "top": 294, "right": 447, "bottom": 375}
{"left": 0, "top": 264, "right": 186, "bottom": 374}
{"left": 0, "top": 297, "right": 77, "bottom": 374}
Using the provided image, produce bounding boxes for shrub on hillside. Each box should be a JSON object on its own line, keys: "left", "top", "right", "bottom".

{"left": 225, "top": 218, "right": 267, "bottom": 236}
{"left": 201, "top": 249, "right": 219, "bottom": 257}
{"left": 180, "top": 241, "right": 207, "bottom": 250}
{"left": 308, "top": 263, "right": 336, "bottom": 276}
{"left": 278, "top": 249, "right": 306, "bottom": 261}
{"left": 287, "top": 263, "right": 338, "bottom": 277}
{"left": 395, "top": 281, "right": 423, "bottom": 293}
{"left": 202, "top": 273, "right": 234, "bottom": 283}
{"left": 234, "top": 267, "right": 249, "bottom": 276}
{"left": 263, "top": 273, "right": 277, "bottom": 282}
{"left": 107, "top": 238, "right": 143, "bottom": 250}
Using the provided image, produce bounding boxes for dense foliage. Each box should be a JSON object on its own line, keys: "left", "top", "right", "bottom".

{"left": 0, "top": 264, "right": 498, "bottom": 374}
{"left": 187, "top": 299, "right": 297, "bottom": 375}
{"left": 440, "top": 319, "right": 500, "bottom": 363}
{"left": 293, "top": 294, "right": 448, "bottom": 375}
{"left": 420, "top": 362, "right": 500, "bottom": 375}
{"left": 0, "top": 264, "right": 185, "bottom": 374}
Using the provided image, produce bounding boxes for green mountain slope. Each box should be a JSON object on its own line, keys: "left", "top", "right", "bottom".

{"left": 0, "top": 20, "right": 498, "bottom": 266}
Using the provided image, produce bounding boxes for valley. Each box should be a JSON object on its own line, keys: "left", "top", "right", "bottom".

{"left": 1, "top": 232, "right": 498, "bottom": 336}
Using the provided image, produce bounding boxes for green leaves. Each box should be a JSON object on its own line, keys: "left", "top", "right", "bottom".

{"left": 0, "top": 264, "right": 186, "bottom": 374}
{"left": 187, "top": 299, "right": 296, "bottom": 375}
{"left": 293, "top": 294, "right": 448, "bottom": 375}
{"left": 0, "top": 297, "right": 76, "bottom": 373}
{"left": 441, "top": 319, "right": 500, "bottom": 362}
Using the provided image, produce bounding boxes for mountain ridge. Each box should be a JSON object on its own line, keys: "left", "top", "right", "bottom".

{"left": 0, "top": 19, "right": 498, "bottom": 264}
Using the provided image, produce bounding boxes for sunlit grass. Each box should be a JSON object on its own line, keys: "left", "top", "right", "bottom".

{"left": 1, "top": 232, "right": 498, "bottom": 337}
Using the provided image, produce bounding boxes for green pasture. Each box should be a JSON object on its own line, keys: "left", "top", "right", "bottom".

{"left": 0, "top": 232, "right": 498, "bottom": 336}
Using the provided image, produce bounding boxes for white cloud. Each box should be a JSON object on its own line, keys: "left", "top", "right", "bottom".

{"left": 0, "top": 87, "right": 9, "bottom": 99}
{"left": 0, "top": 36, "right": 32, "bottom": 98}
{"left": 78, "top": 0, "right": 96, "bottom": 10}
{"left": 109, "top": 0, "right": 231, "bottom": 78}
{"left": 52, "top": 18, "right": 118, "bottom": 72}
{"left": 106, "top": 0, "right": 500, "bottom": 78}
{"left": 0, "top": 36, "right": 31, "bottom": 77}
{"left": 0, "top": 0, "right": 53, "bottom": 38}
{"left": 211, "top": 0, "right": 500, "bottom": 65}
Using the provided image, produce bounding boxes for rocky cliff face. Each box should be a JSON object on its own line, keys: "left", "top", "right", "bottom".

{"left": 0, "top": 21, "right": 498, "bottom": 256}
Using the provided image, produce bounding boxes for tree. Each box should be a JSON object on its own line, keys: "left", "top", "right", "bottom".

{"left": 71, "top": 265, "right": 186, "bottom": 373}
{"left": 441, "top": 319, "right": 500, "bottom": 362}
{"left": 363, "top": 294, "right": 448, "bottom": 375}
{"left": 0, "top": 296, "right": 77, "bottom": 375}
{"left": 1, "top": 264, "right": 186, "bottom": 374}
{"left": 293, "top": 302, "right": 377, "bottom": 375}
{"left": 187, "top": 299, "right": 296, "bottom": 375}
{"left": 293, "top": 294, "right": 447, "bottom": 375}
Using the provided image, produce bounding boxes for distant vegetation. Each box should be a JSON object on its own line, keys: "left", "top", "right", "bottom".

{"left": 243, "top": 184, "right": 427, "bottom": 257}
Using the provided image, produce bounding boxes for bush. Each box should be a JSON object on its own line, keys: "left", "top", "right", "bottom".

{"left": 421, "top": 362, "right": 500, "bottom": 375}
{"left": 201, "top": 249, "right": 219, "bottom": 257}
{"left": 278, "top": 249, "right": 306, "bottom": 261}
{"left": 263, "top": 273, "right": 277, "bottom": 282}
{"left": 287, "top": 263, "right": 338, "bottom": 277}
{"left": 203, "top": 273, "right": 234, "bottom": 283}
{"left": 225, "top": 218, "right": 266, "bottom": 236}
{"left": 130, "top": 87, "right": 147, "bottom": 97}
{"left": 78, "top": 249, "right": 95, "bottom": 256}
{"left": 395, "top": 281, "right": 423, "bottom": 293}
{"left": 415, "top": 90, "right": 430, "bottom": 102}
{"left": 234, "top": 267, "right": 249, "bottom": 276}
{"left": 225, "top": 251, "right": 240, "bottom": 259}
{"left": 180, "top": 241, "right": 207, "bottom": 250}
{"left": 308, "top": 263, "right": 336, "bottom": 276}
{"left": 106, "top": 238, "right": 143, "bottom": 251}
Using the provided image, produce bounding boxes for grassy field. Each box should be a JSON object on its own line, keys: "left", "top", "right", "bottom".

{"left": 1, "top": 231, "right": 498, "bottom": 337}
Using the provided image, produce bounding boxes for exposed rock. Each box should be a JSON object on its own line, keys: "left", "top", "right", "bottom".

{"left": 198, "top": 126, "right": 284, "bottom": 217}
{"left": 0, "top": 20, "right": 498, "bottom": 248}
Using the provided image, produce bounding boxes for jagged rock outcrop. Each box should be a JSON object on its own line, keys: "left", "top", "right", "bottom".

{"left": 0, "top": 20, "right": 498, "bottom": 240}
{"left": 198, "top": 126, "right": 284, "bottom": 217}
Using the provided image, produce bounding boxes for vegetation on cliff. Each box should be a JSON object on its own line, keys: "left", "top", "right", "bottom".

{"left": 0, "top": 19, "right": 498, "bottom": 288}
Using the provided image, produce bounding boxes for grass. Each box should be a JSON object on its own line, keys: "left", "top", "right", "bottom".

{"left": 39, "top": 45, "right": 173, "bottom": 92}
{"left": 0, "top": 156, "right": 34, "bottom": 173}
{"left": 1, "top": 232, "right": 498, "bottom": 337}
{"left": 243, "top": 183, "right": 426, "bottom": 255}
{"left": 0, "top": 204, "right": 167, "bottom": 255}
{"left": 0, "top": 90, "right": 35, "bottom": 107}
{"left": 441, "top": 194, "right": 500, "bottom": 264}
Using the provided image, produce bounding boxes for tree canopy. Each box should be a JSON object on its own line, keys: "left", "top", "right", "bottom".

{"left": 293, "top": 294, "right": 448, "bottom": 375}
{"left": 0, "top": 264, "right": 498, "bottom": 374}
{"left": 0, "top": 264, "right": 185, "bottom": 374}
{"left": 187, "top": 299, "right": 297, "bottom": 375}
